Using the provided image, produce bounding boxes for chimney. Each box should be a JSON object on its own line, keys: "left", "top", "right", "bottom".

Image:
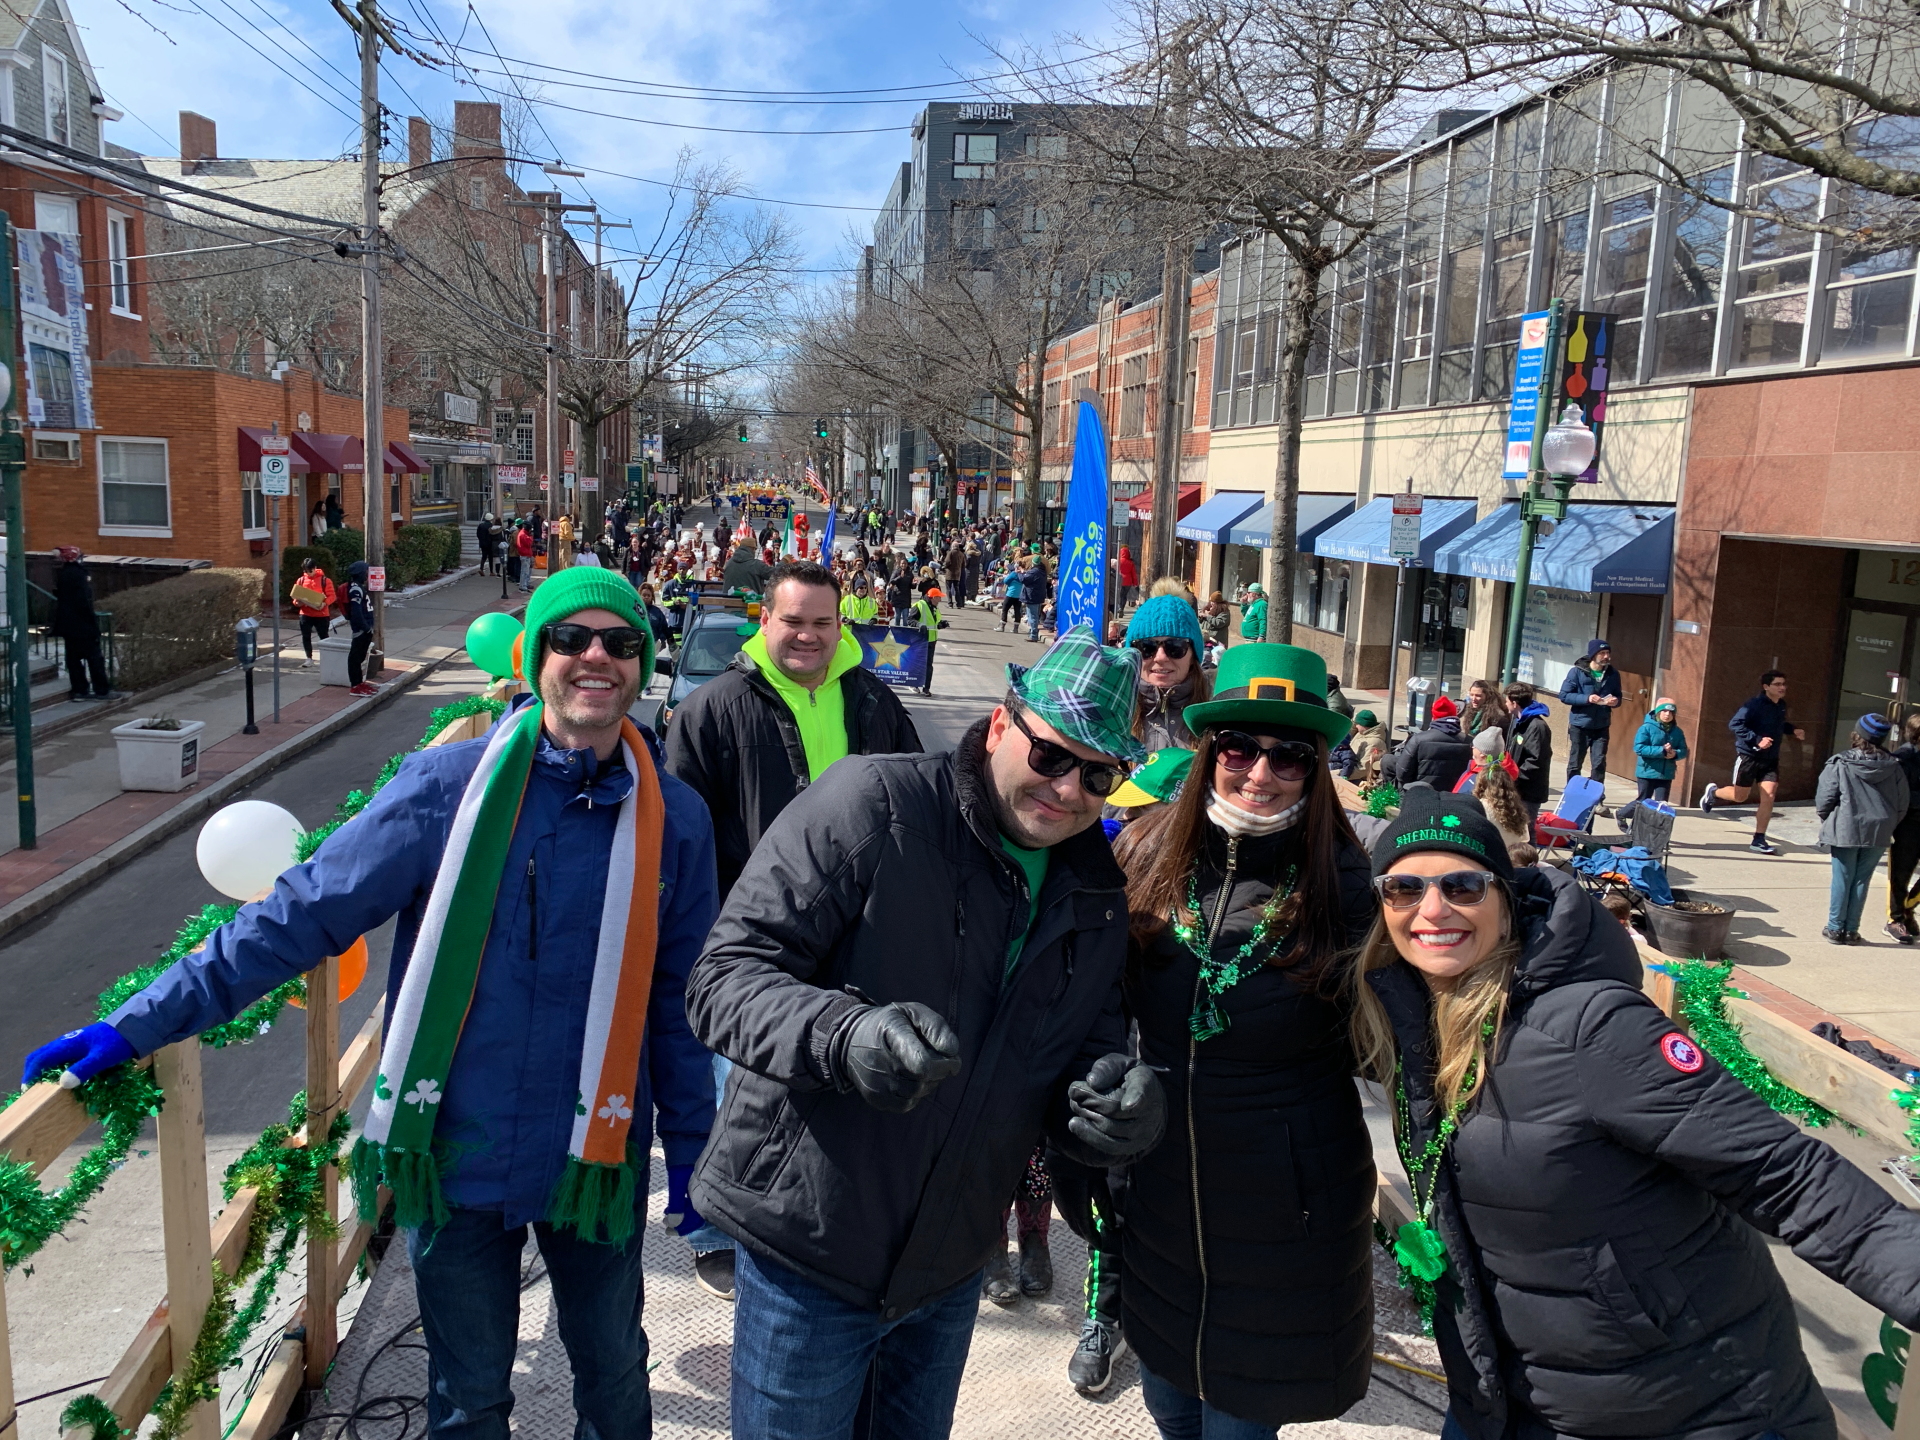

{"left": 408, "top": 116, "right": 433, "bottom": 172}
{"left": 452, "top": 101, "right": 502, "bottom": 159}
{"left": 179, "top": 111, "right": 216, "bottom": 175}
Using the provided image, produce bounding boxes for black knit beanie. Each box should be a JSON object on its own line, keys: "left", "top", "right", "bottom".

{"left": 1370, "top": 789, "right": 1516, "bottom": 885}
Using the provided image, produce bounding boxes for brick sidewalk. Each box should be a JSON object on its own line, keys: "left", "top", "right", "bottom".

{"left": 0, "top": 663, "right": 412, "bottom": 910}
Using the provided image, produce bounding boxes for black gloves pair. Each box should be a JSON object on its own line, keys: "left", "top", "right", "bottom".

{"left": 1066, "top": 1053, "right": 1166, "bottom": 1161}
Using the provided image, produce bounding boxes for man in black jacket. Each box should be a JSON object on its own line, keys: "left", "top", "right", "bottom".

{"left": 1700, "top": 670, "right": 1806, "bottom": 854}
{"left": 1504, "top": 681, "right": 1554, "bottom": 821}
{"left": 50, "top": 546, "right": 110, "bottom": 700}
{"left": 1382, "top": 693, "right": 1472, "bottom": 791}
{"left": 687, "top": 625, "right": 1167, "bottom": 1440}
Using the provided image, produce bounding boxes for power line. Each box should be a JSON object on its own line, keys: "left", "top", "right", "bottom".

{"left": 441, "top": 76, "right": 913, "bottom": 136}
{"left": 188, "top": 0, "right": 362, "bottom": 123}
{"left": 458, "top": 0, "right": 602, "bottom": 216}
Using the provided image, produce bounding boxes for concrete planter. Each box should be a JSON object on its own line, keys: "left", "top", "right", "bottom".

{"left": 112, "top": 717, "right": 206, "bottom": 793}
{"left": 317, "top": 635, "right": 355, "bottom": 687}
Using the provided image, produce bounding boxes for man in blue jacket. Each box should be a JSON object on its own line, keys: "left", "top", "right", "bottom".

{"left": 1558, "top": 638, "right": 1622, "bottom": 783}
{"left": 22, "top": 567, "right": 719, "bottom": 1440}
{"left": 1701, "top": 669, "right": 1806, "bottom": 854}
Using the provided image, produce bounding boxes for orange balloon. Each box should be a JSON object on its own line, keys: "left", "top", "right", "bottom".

{"left": 290, "top": 935, "right": 369, "bottom": 1009}
{"left": 511, "top": 631, "right": 525, "bottom": 679}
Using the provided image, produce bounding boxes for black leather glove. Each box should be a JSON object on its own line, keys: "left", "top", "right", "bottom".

{"left": 1066, "top": 1054, "right": 1166, "bottom": 1160}
{"left": 830, "top": 1002, "right": 962, "bottom": 1113}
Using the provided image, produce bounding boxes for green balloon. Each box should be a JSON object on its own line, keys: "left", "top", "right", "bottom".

{"left": 466, "top": 612, "right": 522, "bottom": 679}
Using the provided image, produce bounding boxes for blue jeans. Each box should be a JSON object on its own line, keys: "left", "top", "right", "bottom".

{"left": 730, "top": 1246, "right": 981, "bottom": 1440}
{"left": 684, "top": 1053, "right": 735, "bottom": 1257}
{"left": 1139, "top": 1363, "right": 1276, "bottom": 1440}
{"left": 1828, "top": 845, "right": 1886, "bottom": 933}
{"left": 1440, "top": 1410, "right": 1785, "bottom": 1440}
{"left": 407, "top": 1207, "right": 651, "bottom": 1439}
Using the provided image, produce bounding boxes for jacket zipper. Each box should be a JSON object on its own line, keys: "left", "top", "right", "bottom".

{"left": 526, "top": 857, "right": 538, "bottom": 962}
{"left": 1188, "top": 834, "right": 1238, "bottom": 1399}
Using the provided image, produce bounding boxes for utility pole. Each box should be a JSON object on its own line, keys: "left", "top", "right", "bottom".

{"left": 1148, "top": 231, "right": 1192, "bottom": 584}
{"left": 0, "top": 220, "right": 33, "bottom": 849}
{"left": 511, "top": 170, "right": 588, "bottom": 574}
{"left": 568, "top": 211, "right": 630, "bottom": 533}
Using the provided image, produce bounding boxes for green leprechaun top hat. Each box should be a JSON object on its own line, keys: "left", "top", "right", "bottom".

{"left": 1182, "top": 642, "right": 1352, "bottom": 746}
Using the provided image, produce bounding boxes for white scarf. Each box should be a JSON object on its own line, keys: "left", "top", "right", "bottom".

{"left": 1206, "top": 789, "right": 1306, "bottom": 837}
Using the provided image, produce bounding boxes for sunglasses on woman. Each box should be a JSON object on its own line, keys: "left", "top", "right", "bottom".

{"left": 1372, "top": 870, "right": 1498, "bottom": 910}
{"left": 1131, "top": 637, "right": 1193, "bottom": 661}
{"left": 1213, "top": 731, "right": 1317, "bottom": 780}
{"left": 1007, "top": 708, "right": 1127, "bottom": 797}
{"left": 542, "top": 622, "right": 649, "bottom": 661}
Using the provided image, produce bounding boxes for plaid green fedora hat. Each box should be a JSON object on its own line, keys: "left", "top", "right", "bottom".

{"left": 1006, "top": 623, "right": 1148, "bottom": 764}
{"left": 1183, "top": 642, "right": 1351, "bottom": 746}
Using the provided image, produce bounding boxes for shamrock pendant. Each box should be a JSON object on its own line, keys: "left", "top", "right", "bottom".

{"left": 1394, "top": 1220, "right": 1449, "bottom": 1282}
{"left": 1190, "top": 995, "right": 1227, "bottom": 1042}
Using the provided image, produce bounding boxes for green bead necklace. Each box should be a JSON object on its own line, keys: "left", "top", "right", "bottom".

{"left": 1388, "top": 1014, "right": 1495, "bottom": 1329}
{"left": 1170, "top": 864, "right": 1298, "bottom": 1041}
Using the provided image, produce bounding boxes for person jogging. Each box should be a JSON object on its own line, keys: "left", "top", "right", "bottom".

{"left": 1700, "top": 670, "right": 1806, "bottom": 853}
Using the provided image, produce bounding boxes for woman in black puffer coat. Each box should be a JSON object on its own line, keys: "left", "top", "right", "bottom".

{"left": 1113, "top": 644, "right": 1379, "bottom": 1437}
{"left": 1354, "top": 789, "right": 1920, "bottom": 1440}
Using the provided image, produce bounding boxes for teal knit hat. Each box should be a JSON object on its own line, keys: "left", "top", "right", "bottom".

{"left": 1124, "top": 593, "right": 1204, "bottom": 652}
{"left": 523, "top": 567, "right": 651, "bottom": 682}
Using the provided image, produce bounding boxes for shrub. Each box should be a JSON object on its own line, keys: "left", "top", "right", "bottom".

{"left": 108, "top": 568, "right": 262, "bottom": 690}
{"left": 388, "top": 524, "right": 445, "bottom": 589}
{"left": 279, "top": 546, "right": 337, "bottom": 608}
{"left": 439, "top": 524, "right": 465, "bottom": 572}
{"left": 316, "top": 526, "right": 364, "bottom": 571}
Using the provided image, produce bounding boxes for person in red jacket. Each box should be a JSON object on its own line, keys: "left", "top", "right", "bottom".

{"left": 291, "top": 556, "right": 337, "bottom": 669}
{"left": 1115, "top": 546, "right": 1139, "bottom": 612}
{"left": 515, "top": 521, "right": 536, "bottom": 593}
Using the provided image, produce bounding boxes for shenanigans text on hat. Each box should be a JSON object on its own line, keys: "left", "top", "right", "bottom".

{"left": 1369, "top": 790, "right": 1517, "bottom": 885}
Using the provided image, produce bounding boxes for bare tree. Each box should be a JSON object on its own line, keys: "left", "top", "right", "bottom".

{"left": 1026, "top": 0, "right": 1464, "bottom": 640}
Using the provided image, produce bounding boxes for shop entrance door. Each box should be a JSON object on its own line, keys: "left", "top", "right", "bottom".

{"left": 1413, "top": 571, "right": 1469, "bottom": 698}
{"left": 1837, "top": 607, "right": 1911, "bottom": 729}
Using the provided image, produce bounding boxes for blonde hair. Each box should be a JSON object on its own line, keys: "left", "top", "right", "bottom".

{"left": 1350, "top": 902, "right": 1520, "bottom": 1110}
{"left": 1148, "top": 576, "right": 1195, "bottom": 602}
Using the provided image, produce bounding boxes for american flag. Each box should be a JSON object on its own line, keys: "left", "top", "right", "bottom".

{"left": 804, "top": 460, "right": 823, "bottom": 497}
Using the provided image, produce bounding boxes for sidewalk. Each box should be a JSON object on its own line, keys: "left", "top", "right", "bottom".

{"left": 0, "top": 574, "right": 523, "bottom": 937}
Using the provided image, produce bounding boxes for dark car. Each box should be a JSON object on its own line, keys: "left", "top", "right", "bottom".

{"left": 660, "top": 608, "right": 752, "bottom": 731}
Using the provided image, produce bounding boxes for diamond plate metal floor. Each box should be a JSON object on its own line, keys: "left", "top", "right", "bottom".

{"left": 315, "top": 1153, "right": 1446, "bottom": 1438}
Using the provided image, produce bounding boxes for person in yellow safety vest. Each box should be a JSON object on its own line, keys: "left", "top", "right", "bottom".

{"left": 912, "top": 579, "right": 948, "bottom": 697}
{"left": 840, "top": 574, "right": 879, "bottom": 624}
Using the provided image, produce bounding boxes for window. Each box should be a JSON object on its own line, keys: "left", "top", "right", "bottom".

{"left": 949, "top": 202, "right": 995, "bottom": 250}
{"left": 1118, "top": 355, "right": 1148, "bottom": 436}
{"left": 1653, "top": 168, "right": 1733, "bottom": 377}
{"left": 1731, "top": 156, "right": 1819, "bottom": 368}
{"left": 1289, "top": 555, "right": 1351, "bottom": 634}
{"left": 952, "top": 133, "right": 997, "bottom": 179}
{"left": 1096, "top": 270, "right": 1133, "bottom": 298}
{"left": 523, "top": 242, "right": 540, "bottom": 273}
{"left": 41, "top": 47, "right": 69, "bottom": 147}
{"left": 469, "top": 178, "right": 486, "bottom": 209}
{"left": 1818, "top": 117, "right": 1920, "bottom": 363}
{"left": 1043, "top": 379, "right": 1063, "bottom": 447}
{"left": 1025, "top": 134, "right": 1067, "bottom": 159}
{"left": 1436, "top": 130, "right": 1491, "bottom": 404}
{"left": 107, "top": 213, "right": 133, "bottom": 313}
{"left": 241, "top": 469, "right": 267, "bottom": 533}
{"left": 1592, "top": 188, "right": 1656, "bottom": 381}
{"left": 99, "top": 438, "right": 169, "bottom": 531}
{"left": 34, "top": 193, "right": 77, "bottom": 235}
{"left": 515, "top": 409, "right": 535, "bottom": 463}
{"left": 32, "top": 433, "right": 78, "bottom": 461}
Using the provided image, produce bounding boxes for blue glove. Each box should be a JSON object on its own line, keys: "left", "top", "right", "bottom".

{"left": 21, "top": 1022, "right": 135, "bottom": 1088}
{"left": 663, "top": 1163, "right": 704, "bottom": 1237}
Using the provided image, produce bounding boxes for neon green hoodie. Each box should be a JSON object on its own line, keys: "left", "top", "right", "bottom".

{"left": 742, "top": 627, "right": 864, "bottom": 780}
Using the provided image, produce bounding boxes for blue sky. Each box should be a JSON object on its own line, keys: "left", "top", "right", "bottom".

{"left": 79, "top": 0, "right": 1121, "bottom": 274}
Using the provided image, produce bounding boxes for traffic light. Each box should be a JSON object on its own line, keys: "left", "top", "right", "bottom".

{"left": 815, "top": 419, "right": 830, "bottom": 441}
{"left": 737, "top": 423, "right": 749, "bottom": 443}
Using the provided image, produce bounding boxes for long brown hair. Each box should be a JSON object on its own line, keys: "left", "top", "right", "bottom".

{"left": 1132, "top": 662, "right": 1213, "bottom": 741}
{"left": 1118, "top": 727, "right": 1360, "bottom": 993}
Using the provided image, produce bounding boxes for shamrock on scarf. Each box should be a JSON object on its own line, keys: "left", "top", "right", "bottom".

{"left": 404, "top": 1078, "right": 442, "bottom": 1113}
{"left": 597, "top": 1094, "right": 634, "bottom": 1126}
{"left": 374, "top": 1074, "right": 392, "bottom": 1101}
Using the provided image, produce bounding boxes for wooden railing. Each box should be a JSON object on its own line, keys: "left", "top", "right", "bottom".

{"left": 0, "top": 693, "right": 507, "bottom": 1440}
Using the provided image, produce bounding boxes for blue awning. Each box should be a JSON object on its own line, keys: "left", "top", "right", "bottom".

{"left": 1226, "top": 494, "right": 1357, "bottom": 550}
{"left": 1433, "top": 503, "right": 1675, "bottom": 593}
{"left": 1176, "top": 490, "right": 1264, "bottom": 543}
{"left": 1313, "top": 496, "right": 1480, "bottom": 566}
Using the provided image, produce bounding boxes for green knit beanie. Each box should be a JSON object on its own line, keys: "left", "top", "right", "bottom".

{"left": 523, "top": 567, "right": 651, "bottom": 683}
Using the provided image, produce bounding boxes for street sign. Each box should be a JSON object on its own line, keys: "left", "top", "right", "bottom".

{"left": 1389, "top": 493, "right": 1423, "bottom": 560}
{"left": 368, "top": 566, "right": 386, "bottom": 593}
{"left": 1504, "top": 310, "right": 1552, "bottom": 478}
{"left": 1111, "top": 498, "right": 1131, "bottom": 527}
{"left": 563, "top": 448, "right": 576, "bottom": 471}
{"left": 259, "top": 452, "right": 290, "bottom": 496}
{"left": 539, "top": 475, "right": 550, "bottom": 492}
{"left": 563, "top": 470, "right": 576, "bottom": 487}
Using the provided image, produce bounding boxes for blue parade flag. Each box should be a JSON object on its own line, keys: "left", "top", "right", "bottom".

{"left": 850, "top": 622, "right": 931, "bottom": 691}
{"left": 820, "top": 507, "right": 836, "bottom": 560}
{"left": 1056, "top": 399, "right": 1109, "bottom": 635}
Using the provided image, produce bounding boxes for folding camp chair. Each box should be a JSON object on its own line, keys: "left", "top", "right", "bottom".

{"left": 1617, "top": 800, "right": 1676, "bottom": 867}
{"left": 1534, "top": 775, "right": 1606, "bottom": 852}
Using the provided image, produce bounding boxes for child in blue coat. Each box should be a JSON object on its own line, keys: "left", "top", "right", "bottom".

{"left": 1632, "top": 697, "right": 1689, "bottom": 802}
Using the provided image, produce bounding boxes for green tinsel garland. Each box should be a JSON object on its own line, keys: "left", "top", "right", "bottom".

{"left": 1364, "top": 782, "right": 1400, "bottom": 818}
{"left": 59, "top": 1393, "right": 124, "bottom": 1439}
{"left": 1669, "top": 959, "right": 1840, "bottom": 1130}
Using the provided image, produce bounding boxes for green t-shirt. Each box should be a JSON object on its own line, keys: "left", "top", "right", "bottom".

{"left": 998, "top": 835, "right": 1051, "bottom": 981}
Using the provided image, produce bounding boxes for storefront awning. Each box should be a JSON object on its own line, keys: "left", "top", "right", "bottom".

{"left": 1127, "top": 483, "right": 1202, "bottom": 520}
{"left": 1313, "top": 496, "right": 1479, "bottom": 566}
{"left": 1227, "top": 494, "right": 1357, "bottom": 550}
{"left": 1175, "top": 490, "right": 1264, "bottom": 543}
{"left": 236, "top": 427, "right": 311, "bottom": 473}
{"left": 385, "top": 439, "right": 428, "bottom": 474}
{"left": 290, "top": 432, "right": 366, "bottom": 474}
{"left": 1433, "top": 503, "right": 1675, "bottom": 593}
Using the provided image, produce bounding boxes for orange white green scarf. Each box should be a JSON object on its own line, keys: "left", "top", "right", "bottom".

{"left": 351, "top": 702, "right": 663, "bottom": 1244}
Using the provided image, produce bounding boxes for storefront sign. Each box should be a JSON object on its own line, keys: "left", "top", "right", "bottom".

{"left": 1503, "top": 311, "right": 1552, "bottom": 479}
{"left": 1389, "top": 494, "right": 1423, "bottom": 560}
{"left": 498, "top": 465, "right": 527, "bottom": 485}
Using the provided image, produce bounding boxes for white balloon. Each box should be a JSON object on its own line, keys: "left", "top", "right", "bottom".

{"left": 196, "top": 800, "right": 305, "bottom": 900}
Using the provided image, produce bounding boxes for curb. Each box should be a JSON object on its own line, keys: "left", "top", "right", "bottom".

{"left": 0, "top": 647, "right": 461, "bottom": 942}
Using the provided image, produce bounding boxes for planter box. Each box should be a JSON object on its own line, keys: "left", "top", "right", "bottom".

{"left": 317, "top": 635, "right": 355, "bottom": 688}
{"left": 1642, "top": 899, "right": 1737, "bottom": 961}
{"left": 112, "top": 717, "right": 207, "bottom": 793}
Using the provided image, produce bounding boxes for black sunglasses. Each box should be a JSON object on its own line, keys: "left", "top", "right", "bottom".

{"left": 1213, "top": 731, "right": 1317, "bottom": 780}
{"left": 1131, "top": 637, "right": 1193, "bottom": 661}
{"left": 1008, "top": 708, "right": 1127, "bottom": 798}
{"left": 1373, "top": 870, "right": 1498, "bottom": 910}
{"left": 542, "top": 622, "right": 649, "bottom": 661}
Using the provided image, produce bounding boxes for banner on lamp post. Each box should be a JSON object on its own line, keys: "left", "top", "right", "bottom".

{"left": 1055, "top": 398, "right": 1110, "bottom": 637}
{"left": 1503, "top": 311, "right": 1552, "bottom": 479}
{"left": 1557, "top": 311, "right": 1617, "bottom": 482}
